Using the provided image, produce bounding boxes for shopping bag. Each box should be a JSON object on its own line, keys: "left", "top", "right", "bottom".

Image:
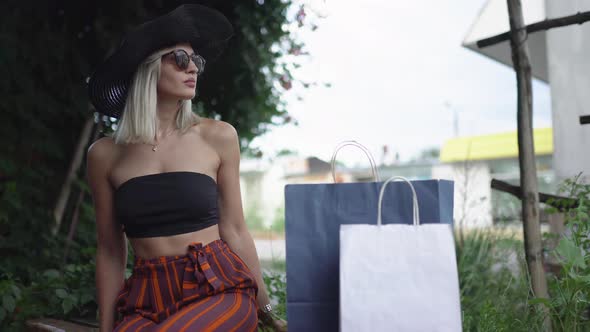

{"left": 340, "top": 176, "right": 462, "bottom": 332}
{"left": 285, "top": 141, "right": 454, "bottom": 331}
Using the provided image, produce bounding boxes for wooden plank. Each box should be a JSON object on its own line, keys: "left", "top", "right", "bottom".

{"left": 26, "top": 318, "right": 98, "bottom": 332}
{"left": 491, "top": 178, "right": 579, "bottom": 211}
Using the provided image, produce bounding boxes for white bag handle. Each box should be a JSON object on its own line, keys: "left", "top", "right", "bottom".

{"left": 330, "top": 140, "right": 380, "bottom": 183}
{"left": 377, "top": 176, "right": 420, "bottom": 226}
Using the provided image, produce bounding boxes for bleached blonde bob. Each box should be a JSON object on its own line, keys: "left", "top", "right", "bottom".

{"left": 109, "top": 47, "right": 201, "bottom": 145}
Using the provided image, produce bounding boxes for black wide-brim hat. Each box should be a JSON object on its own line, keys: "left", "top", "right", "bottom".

{"left": 86, "top": 4, "right": 233, "bottom": 119}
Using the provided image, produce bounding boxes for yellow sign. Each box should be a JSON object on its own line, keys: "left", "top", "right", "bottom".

{"left": 440, "top": 128, "right": 553, "bottom": 162}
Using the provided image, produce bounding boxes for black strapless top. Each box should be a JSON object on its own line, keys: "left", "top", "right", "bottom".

{"left": 113, "top": 171, "right": 219, "bottom": 238}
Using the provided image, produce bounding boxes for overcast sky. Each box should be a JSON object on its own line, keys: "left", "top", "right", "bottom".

{"left": 249, "top": 0, "right": 552, "bottom": 166}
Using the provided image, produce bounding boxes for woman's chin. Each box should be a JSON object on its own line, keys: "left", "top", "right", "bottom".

{"left": 177, "top": 92, "right": 196, "bottom": 100}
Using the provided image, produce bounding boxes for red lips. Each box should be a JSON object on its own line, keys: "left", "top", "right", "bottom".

{"left": 184, "top": 79, "right": 196, "bottom": 88}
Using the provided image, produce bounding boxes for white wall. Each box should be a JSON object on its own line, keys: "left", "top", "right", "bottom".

{"left": 240, "top": 156, "right": 292, "bottom": 229}
{"left": 433, "top": 162, "right": 493, "bottom": 228}
{"left": 545, "top": 0, "right": 590, "bottom": 180}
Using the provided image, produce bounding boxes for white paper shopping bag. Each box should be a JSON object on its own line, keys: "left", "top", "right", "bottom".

{"left": 339, "top": 176, "right": 462, "bottom": 332}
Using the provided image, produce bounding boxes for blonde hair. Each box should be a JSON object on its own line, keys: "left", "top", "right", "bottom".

{"left": 110, "top": 47, "right": 201, "bottom": 145}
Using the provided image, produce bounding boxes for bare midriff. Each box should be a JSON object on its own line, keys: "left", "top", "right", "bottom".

{"left": 128, "top": 224, "right": 221, "bottom": 259}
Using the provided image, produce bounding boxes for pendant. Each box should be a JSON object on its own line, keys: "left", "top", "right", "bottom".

{"left": 152, "top": 145, "right": 158, "bottom": 152}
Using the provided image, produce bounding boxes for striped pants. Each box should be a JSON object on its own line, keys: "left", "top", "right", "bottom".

{"left": 113, "top": 239, "right": 259, "bottom": 331}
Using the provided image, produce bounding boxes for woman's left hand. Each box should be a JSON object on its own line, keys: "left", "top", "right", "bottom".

{"left": 258, "top": 310, "right": 287, "bottom": 332}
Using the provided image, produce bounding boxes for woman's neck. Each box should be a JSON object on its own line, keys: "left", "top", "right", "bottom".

{"left": 156, "top": 99, "right": 182, "bottom": 135}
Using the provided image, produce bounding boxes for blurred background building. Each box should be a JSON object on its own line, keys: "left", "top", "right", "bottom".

{"left": 463, "top": 0, "right": 590, "bottom": 181}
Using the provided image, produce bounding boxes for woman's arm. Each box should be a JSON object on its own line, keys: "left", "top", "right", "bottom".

{"left": 206, "top": 121, "right": 272, "bottom": 308}
{"left": 86, "top": 137, "right": 127, "bottom": 332}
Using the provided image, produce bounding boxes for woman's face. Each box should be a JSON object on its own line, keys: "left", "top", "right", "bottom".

{"left": 157, "top": 42, "right": 199, "bottom": 101}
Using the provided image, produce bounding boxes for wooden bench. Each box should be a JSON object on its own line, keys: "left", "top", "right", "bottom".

{"left": 25, "top": 318, "right": 98, "bottom": 332}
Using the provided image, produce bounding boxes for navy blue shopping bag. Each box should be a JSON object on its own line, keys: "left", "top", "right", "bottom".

{"left": 285, "top": 179, "right": 454, "bottom": 332}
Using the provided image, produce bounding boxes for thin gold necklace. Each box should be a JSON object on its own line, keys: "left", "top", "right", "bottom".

{"left": 151, "top": 128, "right": 177, "bottom": 152}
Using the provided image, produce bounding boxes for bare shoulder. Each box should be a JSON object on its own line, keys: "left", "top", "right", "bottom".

{"left": 197, "top": 118, "right": 239, "bottom": 152}
{"left": 88, "top": 136, "right": 116, "bottom": 158}
{"left": 86, "top": 136, "right": 118, "bottom": 184}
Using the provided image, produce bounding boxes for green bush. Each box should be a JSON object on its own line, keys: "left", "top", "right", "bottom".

{"left": 542, "top": 174, "right": 590, "bottom": 331}
{"left": 456, "top": 228, "right": 544, "bottom": 331}
{"left": 263, "top": 271, "right": 287, "bottom": 320}
{"left": 458, "top": 173, "right": 590, "bottom": 331}
{"left": 0, "top": 263, "right": 98, "bottom": 331}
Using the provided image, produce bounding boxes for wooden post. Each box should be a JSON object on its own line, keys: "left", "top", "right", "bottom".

{"left": 477, "top": 11, "right": 590, "bottom": 48}
{"left": 62, "top": 119, "right": 103, "bottom": 262}
{"left": 52, "top": 115, "right": 95, "bottom": 235}
{"left": 506, "top": 0, "right": 551, "bottom": 329}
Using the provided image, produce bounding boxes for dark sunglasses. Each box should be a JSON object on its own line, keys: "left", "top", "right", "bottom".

{"left": 162, "top": 49, "right": 206, "bottom": 74}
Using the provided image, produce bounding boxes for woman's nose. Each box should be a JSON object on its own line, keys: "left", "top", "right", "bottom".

{"left": 186, "top": 58, "right": 198, "bottom": 74}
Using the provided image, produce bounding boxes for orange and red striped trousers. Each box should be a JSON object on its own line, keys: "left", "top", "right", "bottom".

{"left": 112, "top": 239, "right": 259, "bottom": 331}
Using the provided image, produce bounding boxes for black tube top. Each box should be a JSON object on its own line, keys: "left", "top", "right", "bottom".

{"left": 113, "top": 171, "right": 219, "bottom": 238}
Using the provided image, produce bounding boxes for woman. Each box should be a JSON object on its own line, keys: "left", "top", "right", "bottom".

{"left": 85, "top": 4, "right": 286, "bottom": 331}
